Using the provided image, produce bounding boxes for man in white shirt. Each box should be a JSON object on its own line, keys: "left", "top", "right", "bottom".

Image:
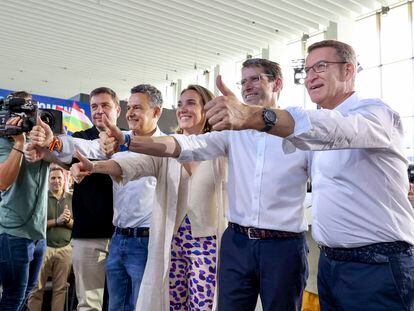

{"left": 97, "top": 59, "right": 311, "bottom": 311}
{"left": 29, "top": 84, "right": 164, "bottom": 311}
{"left": 203, "top": 40, "right": 414, "bottom": 311}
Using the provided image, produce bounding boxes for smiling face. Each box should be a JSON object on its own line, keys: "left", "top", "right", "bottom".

{"left": 305, "top": 47, "right": 355, "bottom": 109}
{"left": 126, "top": 93, "right": 160, "bottom": 136}
{"left": 176, "top": 89, "right": 206, "bottom": 135}
{"left": 241, "top": 66, "right": 281, "bottom": 107}
{"left": 90, "top": 93, "right": 121, "bottom": 131}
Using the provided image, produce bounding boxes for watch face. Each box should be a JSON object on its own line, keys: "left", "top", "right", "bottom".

{"left": 265, "top": 109, "right": 277, "bottom": 123}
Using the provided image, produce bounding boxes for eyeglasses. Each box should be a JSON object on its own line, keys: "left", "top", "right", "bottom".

{"left": 236, "top": 74, "right": 274, "bottom": 87}
{"left": 303, "top": 61, "right": 347, "bottom": 77}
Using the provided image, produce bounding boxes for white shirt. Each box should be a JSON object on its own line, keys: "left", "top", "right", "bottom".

{"left": 174, "top": 130, "right": 310, "bottom": 232}
{"left": 286, "top": 93, "right": 414, "bottom": 247}
{"left": 58, "top": 128, "right": 163, "bottom": 228}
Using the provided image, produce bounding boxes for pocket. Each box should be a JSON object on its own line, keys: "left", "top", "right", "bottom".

{"left": 6, "top": 235, "right": 33, "bottom": 264}
{"left": 388, "top": 253, "right": 414, "bottom": 309}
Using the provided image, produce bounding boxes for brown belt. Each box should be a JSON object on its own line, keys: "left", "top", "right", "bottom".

{"left": 229, "top": 222, "right": 303, "bottom": 240}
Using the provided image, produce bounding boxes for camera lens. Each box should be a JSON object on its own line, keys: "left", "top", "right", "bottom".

{"left": 39, "top": 111, "right": 55, "bottom": 129}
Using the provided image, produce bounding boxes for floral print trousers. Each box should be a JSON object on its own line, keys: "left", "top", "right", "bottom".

{"left": 169, "top": 216, "right": 217, "bottom": 311}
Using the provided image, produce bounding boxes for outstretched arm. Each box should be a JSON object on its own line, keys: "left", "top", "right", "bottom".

{"left": 70, "top": 150, "right": 122, "bottom": 183}
{"left": 99, "top": 114, "right": 181, "bottom": 158}
{"left": 204, "top": 75, "right": 295, "bottom": 137}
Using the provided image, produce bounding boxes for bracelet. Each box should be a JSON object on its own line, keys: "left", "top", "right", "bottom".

{"left": 119, "top": 133, "right": 131, "bottom": 152}
{"left": 48, "top": 137, "right": 62, "bottom": 152}
{"left": 12, "top": 147, "right": 24, "bottom": 154}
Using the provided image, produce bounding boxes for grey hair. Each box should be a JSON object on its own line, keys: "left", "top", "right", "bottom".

{"left": 130, "top": 84, "right": 163, "bottom": 109}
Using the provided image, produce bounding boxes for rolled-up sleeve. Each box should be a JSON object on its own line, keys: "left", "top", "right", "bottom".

{"left": 173, "top": 132, "right": 229, "bottom": 163}
{"left": 283, "top": 100, "right": 396, "bottom": 152}
{"left": 57, "top": 135, "right": 105, "bottom": 163}
{"left": 112, "top": 153, "right": 158, "bottom": 185}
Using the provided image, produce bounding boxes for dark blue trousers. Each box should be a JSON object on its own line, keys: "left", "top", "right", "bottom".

{"left": 318, "top": 248, "right": 414, "bottom": 311}
{"left": 0, "top": 234, "right": 46, "bottom": 311}
{"left": 218, "top": 226, "right": 308, "bottom": 311}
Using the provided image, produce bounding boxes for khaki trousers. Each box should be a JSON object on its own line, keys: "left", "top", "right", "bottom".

{"left": 27, "top": 244, "right": 72, "bottom": 311}
{"left": 72, "top": 238, "right": 110, "bottom": 311}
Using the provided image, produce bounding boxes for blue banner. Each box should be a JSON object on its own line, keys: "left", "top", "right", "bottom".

{"left": 0, "top": 88, "right": 91, "bottom": 119}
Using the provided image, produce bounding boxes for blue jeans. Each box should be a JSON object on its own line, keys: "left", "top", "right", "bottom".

{"left": 0, "top": 234, "right": 46, "bottom": 311}
{"left": 106, "top": 233, "right": 149, "bottom": 311}
{"left": 218, "top": 227, "right": 308, "bottom": 311}
{"left": 318, "top": 247, "right": 414, "bottom": 311}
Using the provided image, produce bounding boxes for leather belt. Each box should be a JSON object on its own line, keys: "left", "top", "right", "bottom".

{"left": 229, "top": 222, "right": 302, "bottom": 240}
{"left": 114, "top": 227, "right": 149, "bottom": 238}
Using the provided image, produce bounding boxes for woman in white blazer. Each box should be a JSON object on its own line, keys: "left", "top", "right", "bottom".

{"left": 71, "top": 85, "right": 227, "bottom": 311}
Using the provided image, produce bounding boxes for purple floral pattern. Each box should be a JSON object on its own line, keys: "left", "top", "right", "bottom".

{"left": 169, "top": 216, "right": 217, "bottom": 310}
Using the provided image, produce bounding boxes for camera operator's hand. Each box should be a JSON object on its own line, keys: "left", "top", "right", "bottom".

{"left": 70, "top": 150, "right": 94, "bottom": 183}
{"left": 6, "top": 117, "right": 25, "bottom": 147}
{"left": 30, "top": 116, "right": 53, "bottom": 148}
{"left": 99, "top": 114, "right": 123, "bottom": 157}
{"left": 25, "top": 143, "right": 49, "bottom": 162}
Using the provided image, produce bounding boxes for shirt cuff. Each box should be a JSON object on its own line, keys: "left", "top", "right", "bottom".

{"left": 171, "top": 134, "right": 195, "bottom": 163}
{"left": 56, "top": 135, "right": 74, "bottom": 163}
{"left": 285, "top": 106, "right": 312, "bottom": 136}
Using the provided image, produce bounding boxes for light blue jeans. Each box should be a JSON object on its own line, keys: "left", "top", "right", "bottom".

{"left": 106, "top": 232, "right": 149, "bottom": 311}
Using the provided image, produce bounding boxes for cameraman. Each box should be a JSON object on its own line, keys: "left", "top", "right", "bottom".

{"left": 0, "top": 91, "right": 49, "bottom": 311}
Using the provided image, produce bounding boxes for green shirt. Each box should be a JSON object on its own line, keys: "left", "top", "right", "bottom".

{"left": 47, "top": 191, "right": 73, "bottom": 248}
{"left": 0, "top": 137, "right": 49, "bottom": 240}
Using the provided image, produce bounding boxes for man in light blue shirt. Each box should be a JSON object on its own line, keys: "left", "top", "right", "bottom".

{"left": 203, "top": 40, "right": 414, "bottom": 311}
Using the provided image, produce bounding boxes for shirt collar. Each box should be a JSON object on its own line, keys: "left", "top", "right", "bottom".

{"left": 334, "top": 92, "right": 360, "bottom": 114}
{"left": 48, "top": 190, "right": 68, "bottom": 199}
{"left": 128, "top": 126, "right": 165, "bottom": 137}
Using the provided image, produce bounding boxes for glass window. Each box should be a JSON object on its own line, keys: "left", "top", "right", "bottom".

{"left": 354, "top": 15, "right": 380, "bottom": 68}
{"left": 380, "top": 5, "right": 411, "bottom": 63}
{"left": 381, "top": 60, "right": 414, "bottom": 117}
{"left": 355, "top": 67, "right": 381, "bottom": 99}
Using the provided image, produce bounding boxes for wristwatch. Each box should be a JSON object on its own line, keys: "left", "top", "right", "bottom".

{"left": 261, "top": 107, "right": 277, "bottom": 132}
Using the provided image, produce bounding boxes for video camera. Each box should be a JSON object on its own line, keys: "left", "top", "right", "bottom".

{"left": 0, "top": 96, "right": 63, "bottom": 137}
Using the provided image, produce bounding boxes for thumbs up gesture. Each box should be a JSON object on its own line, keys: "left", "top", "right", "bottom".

{"left": 99, "top": 114, "right": 124, "bottom": 157}
{"left": 205, "top": 75, "right": 250, "bottom": 131}
{"left": 29, "top": 116, "right": 54, "bottom": 148}
{"left": 70, "top": 150, "right": 94, "bottom": 183}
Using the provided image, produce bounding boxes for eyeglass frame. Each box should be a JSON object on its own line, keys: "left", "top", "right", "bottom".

{"left": 236, "top": 73, "right": 275, "bottom": 87}
{"left": 303, "top": 61, "right": 348, "bottom": 77}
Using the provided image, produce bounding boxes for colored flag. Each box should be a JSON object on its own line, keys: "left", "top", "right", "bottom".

{"left": 65, "top": 102, "right": 93, "bottom": 134}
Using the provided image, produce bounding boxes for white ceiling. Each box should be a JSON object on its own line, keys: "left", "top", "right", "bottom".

{"left": 0, "top": 0, "right": 393, "bottom": 100}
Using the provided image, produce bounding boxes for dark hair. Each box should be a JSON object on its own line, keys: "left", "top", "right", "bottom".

{"left": 242, "top": 58, "right": 283, "bottom": 81}
{"left": 10, "top": 91, "right": 32, "bottom": 100}
{"left": 130, "top": 84, "right": 163, "bottom": 109}
{"left": 176, "top": 85, "right": 215, "bottom": 134}
{"left": 89, "top": 87, "right": 120, "bottom": 106}
{"left": 307, "top": 40, "right": 357, "bottom": 67}
{"left": 49, "top": 166, "right": 64, "bottom": 174}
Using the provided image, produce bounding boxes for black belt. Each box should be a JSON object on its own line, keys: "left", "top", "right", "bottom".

{"left": 319, "top": 241, "right": 413, "bottom": 264}
{"left": 229, "top": 222, "right": 302, "bottom": 240}
{"left": 114, "top": 227, "right": 149, "bottom": 237}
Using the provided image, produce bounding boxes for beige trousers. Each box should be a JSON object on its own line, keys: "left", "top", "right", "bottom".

{"left": 72, "top": 238, "right": 110, "bottom": 311}
{"left": 27, "top": 244, "right": 72, "bottom": 311}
